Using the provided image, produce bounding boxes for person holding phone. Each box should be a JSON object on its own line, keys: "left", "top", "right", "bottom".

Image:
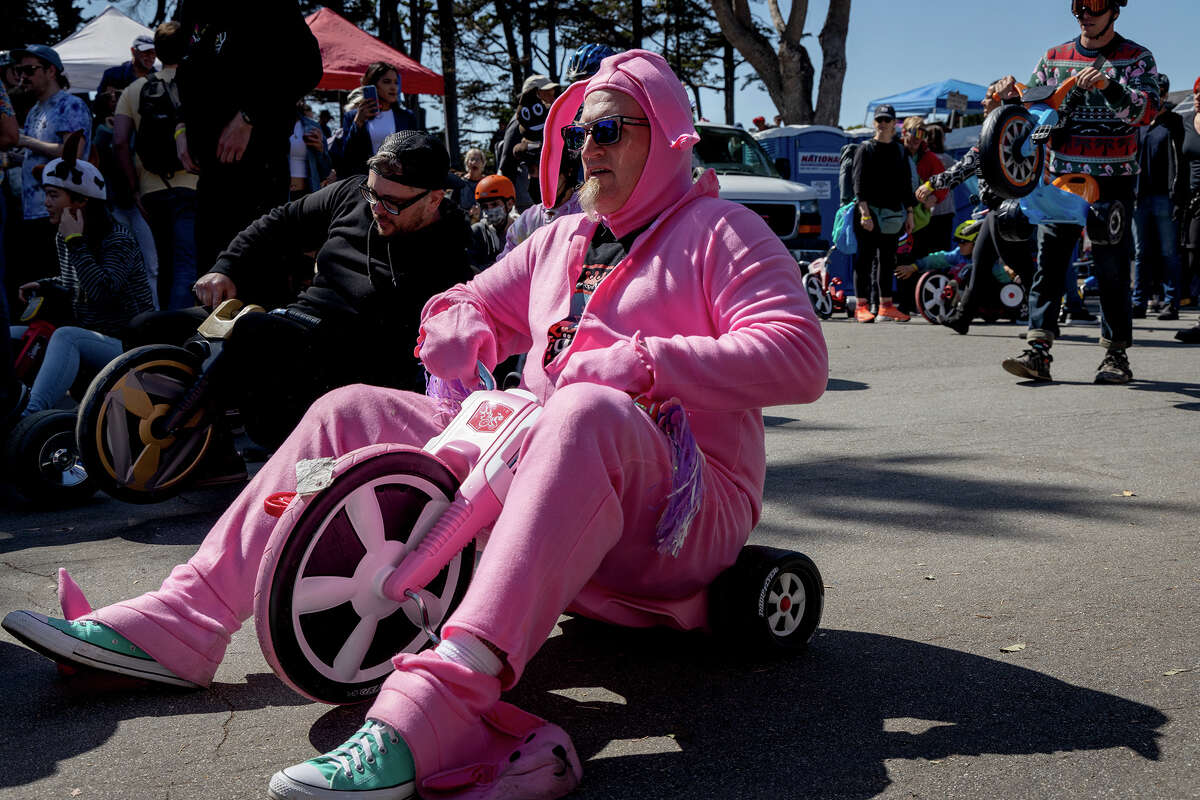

{"left": 334, "top": 62, "right": 419, "bottom": 176}
{"left": 8, "top": 148, "right": 154, "bottom": 418}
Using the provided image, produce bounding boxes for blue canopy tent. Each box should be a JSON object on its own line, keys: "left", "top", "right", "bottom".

{"left": 864, "top": 79, "right": 988, "bottom": 124}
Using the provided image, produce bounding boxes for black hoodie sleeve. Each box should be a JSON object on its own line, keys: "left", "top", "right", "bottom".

{"left": 209, "top": 179, "right": 354, "bottom": 290}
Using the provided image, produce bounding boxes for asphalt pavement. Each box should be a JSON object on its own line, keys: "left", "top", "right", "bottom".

{"left": 1, "top": 305, "right": 1197, "bottom": 800}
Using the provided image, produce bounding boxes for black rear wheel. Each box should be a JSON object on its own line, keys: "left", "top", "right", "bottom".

{"left": 709, "top": 545, "right": 824, "bottom": 656}
{"left": 5, "top": 409, "right": 95, "bottom": 505}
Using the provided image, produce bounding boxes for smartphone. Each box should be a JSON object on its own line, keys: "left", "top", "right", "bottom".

{"left": 361, "top": 85, "right": 378, "bottom": 105}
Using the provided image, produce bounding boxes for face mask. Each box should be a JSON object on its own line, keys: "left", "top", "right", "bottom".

{"left": 484, "top": 206, "right": 507, "bottom": 225}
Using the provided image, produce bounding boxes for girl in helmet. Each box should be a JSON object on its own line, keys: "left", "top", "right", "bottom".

{"left": 8, "top": 137, "right": 155, "bottom": 417}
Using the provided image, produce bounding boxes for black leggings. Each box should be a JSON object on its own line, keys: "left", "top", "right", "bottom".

{"left": 853, "top": 218, "right": 900, "bottom": 302}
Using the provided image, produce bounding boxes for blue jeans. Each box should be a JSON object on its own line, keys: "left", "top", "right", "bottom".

{"left": 1130, "top": 193, "right": 1182, "bottom": 308}
{"left": 1027, "top": 180, "right": 1134, "bottom": 349}
{"left": 143, "top": 187, "right": 199, "bottom": 311}
{"left": 9, "top": 325, "right": 123, "bottom": 414}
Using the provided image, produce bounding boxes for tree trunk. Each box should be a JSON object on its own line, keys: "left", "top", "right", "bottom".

{"left": 436, "top": 0, "right": 459, "bottom": 163}
{"left": 493, "top": 0, "right": 523, "bottom": 98}
{"left": 708, "top": 0, "right": 852, "bottom": 125}
{"left": 519, "top": 1, "right": 533, "bottom": 79}
{"left": 723, "top": 40, "right": 734, "bottom": 125}
{"left": 631, "top": 0, "right": 643, "bottom": 49}
{"left": 546, "top": 0, "right": 558, "bottom": 82}
{"left": 51, "top": 0, "right": 82, "bottom": 39}
{"left": 405, "top": 0, "right": 427, "bottom": 114}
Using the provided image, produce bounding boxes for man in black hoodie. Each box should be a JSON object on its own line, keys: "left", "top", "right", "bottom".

{"left": 162, "top": 132, "right": 474, "bottom": 448}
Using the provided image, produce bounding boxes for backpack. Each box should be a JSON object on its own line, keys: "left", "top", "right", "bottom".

{"left": 838, "top": 141, "right": 860, "bottom": 205}
{"left": 136, "top": 73, "right": 183, "bottom": 178}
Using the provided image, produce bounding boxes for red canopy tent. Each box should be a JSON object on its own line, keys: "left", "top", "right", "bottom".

{"left": 306, "top": 7, "right": 444, "bottom": 95}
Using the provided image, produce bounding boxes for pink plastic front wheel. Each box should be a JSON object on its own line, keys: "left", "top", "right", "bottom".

{"left": 254, "top": 446, "right": 474, "bottom": 704}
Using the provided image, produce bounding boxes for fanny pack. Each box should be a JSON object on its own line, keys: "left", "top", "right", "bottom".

{"left": 870, "top": 205, "right": 907, "bottom": 235}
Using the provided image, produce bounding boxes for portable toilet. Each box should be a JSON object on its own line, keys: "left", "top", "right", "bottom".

{"left": 755, "top": 125, "right": 850, "bottom": 244}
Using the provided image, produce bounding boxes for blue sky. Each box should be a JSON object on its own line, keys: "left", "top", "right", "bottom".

{"left": 722, "top": 0, "right": 1196, "bottom": 129}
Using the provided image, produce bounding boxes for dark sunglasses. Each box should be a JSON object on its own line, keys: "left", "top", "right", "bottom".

{"left": 13, "top": 64, "right": 46, "bottom": 77}
{"left": 560, "top": 115, "right": 650, "bottom": 151}
{"left": 359, "top": 181, "right": 429, "bottom": 215}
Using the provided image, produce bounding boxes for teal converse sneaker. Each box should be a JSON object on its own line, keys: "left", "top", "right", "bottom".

{"left": 1, "top": 610, "right": 198, "bottom": 688}
{"left": 268, "top": 719, "right": 415, "bottom": 800}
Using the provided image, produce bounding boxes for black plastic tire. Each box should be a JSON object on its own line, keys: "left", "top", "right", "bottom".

{"left": 980, "top": 106, "right": 1044, "bottom": 200}
{"left": 76, "top": 344, "right": 215, "bottom": 504}
{"left": 803, "top": 272, "right": 834, "bottom": 319}
{"left": 995, "top": 199, "right": 1035, "bottom": 243}
{"left": 255, "top": 450, "right": 475, "bottom": 704}
{"left": 1086, "top": 200, "right": 1125, "bottom": 247}
{"left": 4, "top": 409, "right": 95, "bottom": 505}
{"left": 709, "top": 545, "right": 824, "bottom": 656}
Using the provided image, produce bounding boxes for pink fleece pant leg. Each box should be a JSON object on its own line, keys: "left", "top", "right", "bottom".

{"left": 87, "top": 384, "right": 446, "bottom": 687}
{"left": 366, "top": 383, "right": 749, "bottom": 790}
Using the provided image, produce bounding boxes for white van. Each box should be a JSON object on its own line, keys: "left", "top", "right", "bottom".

{"left": 693, "top": 122, "right": 823, "bottom": 258}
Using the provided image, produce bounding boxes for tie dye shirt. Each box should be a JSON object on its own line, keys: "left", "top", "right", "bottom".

{"left": 21, "top": 89, "right": 93, "bottom": 220}
{"left": 1028, "top": 35, "right": 1160, "bottom": 178}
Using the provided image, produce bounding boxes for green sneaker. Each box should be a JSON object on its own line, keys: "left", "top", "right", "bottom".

{"left": 1, "top": 610, "right": 198, "bottom": 687}
{"left": 268, "top": 719, "right": 415, "bottom": 800}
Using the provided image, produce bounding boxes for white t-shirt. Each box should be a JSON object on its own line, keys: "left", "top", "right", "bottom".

{"left": 367, "top": 110, "right": 397, "bottom": 155}
{"left": 289, "top": 121, "right": 308, "bottom": 179}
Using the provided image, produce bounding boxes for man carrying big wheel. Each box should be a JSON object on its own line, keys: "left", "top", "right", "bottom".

{"left": 996, "top": 0, "right": 1160, "bottom": 384}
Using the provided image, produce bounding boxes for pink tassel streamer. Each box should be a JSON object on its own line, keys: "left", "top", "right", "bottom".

{"left": 650, "top": 399, "right": 704, "bottom": 557}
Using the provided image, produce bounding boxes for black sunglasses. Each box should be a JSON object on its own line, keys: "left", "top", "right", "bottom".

{"left": 560, "top": 115, "right": 650, "bottom": 151}
{"left": 13, "top": 64, "right": 46, "bottom": 77}
{"left": 359, "top": 181, "right": 429, "bottom": 215}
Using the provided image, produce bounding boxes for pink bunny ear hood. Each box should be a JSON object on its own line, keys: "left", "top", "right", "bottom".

{"left": 540, "top": 49, "right": 700, "bottom": 238}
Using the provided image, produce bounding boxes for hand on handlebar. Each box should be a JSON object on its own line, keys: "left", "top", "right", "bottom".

{"left": 1075, "top": 67, "right": 1109, "bottom": 92}
{"left": 193, "top": 272, "right": 237, "bottom": 308}
{"left": 989, "top": 76, "right": 1020, "bottom": 101}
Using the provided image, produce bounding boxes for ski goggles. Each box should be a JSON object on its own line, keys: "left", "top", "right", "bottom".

{"left": 560, "top": 115, "right": 650, "bottom": 151}
{"left": 1072, "top": 0, "right": 1114, "bottom": 17}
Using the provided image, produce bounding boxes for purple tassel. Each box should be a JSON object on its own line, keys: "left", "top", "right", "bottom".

{"left": 651, "top": 399, "right": 704, "bottom": 557}
{"left": 425, "top": 371, "right": 473, "bottom": 420}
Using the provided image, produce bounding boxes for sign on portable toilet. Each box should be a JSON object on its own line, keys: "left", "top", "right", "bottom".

{"left": 755, "top": 125, "right": 850, "bottom": 244}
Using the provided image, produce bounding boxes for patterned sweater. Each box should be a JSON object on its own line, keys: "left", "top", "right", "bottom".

{"left": 42, "top": 222, "right": 155, "bottom": 338}
{"left": 1029, "top": 35, "right": 1161, "bottom": 177}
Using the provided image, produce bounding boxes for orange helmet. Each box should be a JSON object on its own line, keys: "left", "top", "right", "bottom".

{"left": 475, "top": 174, "right": 515, "bottom": 202}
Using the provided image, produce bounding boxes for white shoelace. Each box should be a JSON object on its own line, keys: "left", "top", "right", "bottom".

{"left": 326, "top": 722, "right": 399, "bottom": 778}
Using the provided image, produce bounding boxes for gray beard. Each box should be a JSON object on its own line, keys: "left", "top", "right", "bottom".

{"left": 578, "top": 177, "right": 603, "bottom": 222}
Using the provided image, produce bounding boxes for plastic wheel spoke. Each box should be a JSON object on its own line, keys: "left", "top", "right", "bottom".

{"left": 139, "top": 371, "right": 187, "bottom": 399}
{"left": 332, "top": 614, "right": 380, "bottom": 680}
{"left": 344, "top": 484, "right": 387, "bottom": 553}
{"left": 118, "top": 374, "right": 157, "bottom": 419}
{"left": 128, "top": 443, "right": 161, "bottom": 489}
{"left": 295, "top": 575, "right": 360, "bottom": 615}
{"left": 104, "top": 398, "right": 132, "bottom": 477}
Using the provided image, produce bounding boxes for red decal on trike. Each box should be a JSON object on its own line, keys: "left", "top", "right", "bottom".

{"left": 467, "top": 401, "right": 513, "bottom": 433}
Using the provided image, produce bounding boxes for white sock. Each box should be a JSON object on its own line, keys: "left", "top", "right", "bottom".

{"left": 434, "top": 630, "right": 503, "bottom": 677}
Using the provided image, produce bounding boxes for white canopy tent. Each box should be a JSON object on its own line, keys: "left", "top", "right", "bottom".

{"left": 52, "top": 5, "right": 155, "bottom": 94}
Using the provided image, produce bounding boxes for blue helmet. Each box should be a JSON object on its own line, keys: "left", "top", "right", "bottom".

{"left": 564, "top": 43, "right": 617, "bottom": 84}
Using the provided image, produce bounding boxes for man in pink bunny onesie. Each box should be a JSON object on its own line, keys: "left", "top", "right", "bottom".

{"left": 4, "top": 50, "right": 827, "bottom": 800}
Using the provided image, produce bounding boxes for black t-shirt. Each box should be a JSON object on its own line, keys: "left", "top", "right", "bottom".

{"left": 543, "top": 224, "right": 643, "bottom": 367}
{"left": 1181, "top": 111, "right": 1200, "bottom": 195}
{"left": 852, "top": 138, "right": 916, "bottom": 211}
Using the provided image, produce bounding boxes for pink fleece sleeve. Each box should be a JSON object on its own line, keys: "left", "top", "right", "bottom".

{"left": 420, "top": 237, "right": 539, "bottom": 369}
{"left": 640, "top": 211, "right": 828, "bottom": 413}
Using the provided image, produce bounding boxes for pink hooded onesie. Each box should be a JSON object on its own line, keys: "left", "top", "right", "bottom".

{"left": 68, "top": 50, "right": 827, "bottom": 797}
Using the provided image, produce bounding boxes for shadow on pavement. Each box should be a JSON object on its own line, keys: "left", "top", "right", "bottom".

{"left": 0, "top": 640, "right": 309, "bottom": 788}
{"left": 1127, "top": 379, "right": 1200, "bottom": 411}
{"left": 759, "top": 454, "right": 1186, "bottom": 541}
{"left": 306, "top": 621, "right": 1165, "bottom": 800}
